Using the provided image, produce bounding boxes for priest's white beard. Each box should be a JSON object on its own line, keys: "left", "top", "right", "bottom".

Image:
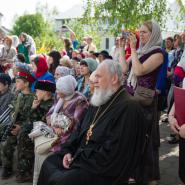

{"left": 90, "top": 88, "right": 115, "bottom": 107}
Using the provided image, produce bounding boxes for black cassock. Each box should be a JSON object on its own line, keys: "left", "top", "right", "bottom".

{"left": 37, "top": 87, "right": 146, "bottom": 185}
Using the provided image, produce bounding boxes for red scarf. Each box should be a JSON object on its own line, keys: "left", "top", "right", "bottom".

{"left": 35, "top": 56, "right": 49, "bottom": 77}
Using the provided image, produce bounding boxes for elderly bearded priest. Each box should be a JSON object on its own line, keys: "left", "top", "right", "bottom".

{"left": 37, "top": 60, "right": 146, "bottom": 185}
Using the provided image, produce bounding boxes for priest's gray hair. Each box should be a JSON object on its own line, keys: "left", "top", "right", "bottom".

{"left": 101, "top": 59, "right": 123, "bottom": 84}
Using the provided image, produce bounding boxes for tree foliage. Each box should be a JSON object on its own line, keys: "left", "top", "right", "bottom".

{"left": 12, "top": 13, "right": 47, "bottom": 38}
{"left": 176, "top": 0, "right": 185, "bottom": 15}
{"left": 11, "top": 11, "right": 62, "bottom": 54}
{"left": 83, "top": 0, "right": 168, "bottom": 34}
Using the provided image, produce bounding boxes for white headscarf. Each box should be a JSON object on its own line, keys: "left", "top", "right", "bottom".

{"left": 138, "top": 20, "right": 162, "bottom": 57}
{"left": 52, "top": 75, "right": 77, "bottom": 117}
{"left": 56, "top": 75, "right": 77, "bottom": 95}
{"left": 127, "top": 20, "right": 162, "bottom": 89}
{"left": 55, "top": 66, "right": 71, "bottom": 77}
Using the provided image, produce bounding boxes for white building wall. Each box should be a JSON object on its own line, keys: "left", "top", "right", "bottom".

{"left": 100, "top": 37, "right": 115, "bottom": 52}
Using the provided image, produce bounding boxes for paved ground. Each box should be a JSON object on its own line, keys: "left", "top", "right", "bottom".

{"left": 0, "top": 117, "right": 183, "bottom": 185}
{"left": 159, "top": 120, "right": 182, "bottom": 185}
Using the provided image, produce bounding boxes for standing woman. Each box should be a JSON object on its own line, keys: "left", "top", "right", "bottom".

{"left": 48, "top": 50, "right": 61, "bottom": 75}
{"left": 17, "top": 33, "right": 30, "bottom": 64}
{"left": 63, "top": 38, "right": 73, "bottom": 59}
{"left": 119, "top": 21, "right": 164, "bottom": 185}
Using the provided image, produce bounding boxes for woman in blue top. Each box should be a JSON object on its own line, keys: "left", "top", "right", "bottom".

{"left": 76, "top": 58, "right": 98, "bottom": 100}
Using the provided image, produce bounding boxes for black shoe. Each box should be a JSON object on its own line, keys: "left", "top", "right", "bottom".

{"left": 1, "top": 168, "right": 13, "bottom": 179}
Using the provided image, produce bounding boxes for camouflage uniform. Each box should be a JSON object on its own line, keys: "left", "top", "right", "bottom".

{"left": 17, "top": 98, "right": 53, "bottom": 175}
{"left": 30, "top": 98, "right": 54, "bottom": 123}
{"left": 1, "top": 92, "right": 35, "bottom": 175}
{"left": 2, "top": 94, "right": 53, "bottom": 177}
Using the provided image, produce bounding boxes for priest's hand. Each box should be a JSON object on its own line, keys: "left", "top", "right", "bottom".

{"left": 63, "top": 153, "right": 73, "bottom": 169}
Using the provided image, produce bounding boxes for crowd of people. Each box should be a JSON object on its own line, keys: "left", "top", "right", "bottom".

{"left": 0, "top": 20, "right": 185, "bottom": 185}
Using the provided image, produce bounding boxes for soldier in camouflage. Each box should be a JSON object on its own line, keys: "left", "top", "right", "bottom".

{"left": 30, "top": 80, "right": 55, "bottom": 124}
{"left": 16, "top": 80, "right": 55, "bottom": 183}
{"left": 1, "top": 71, "right": 35, "bottom": 182}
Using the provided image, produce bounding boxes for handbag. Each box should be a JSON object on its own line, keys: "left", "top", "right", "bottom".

{"left": 134, "top": 85, "right": 155, "bottom": 106}
{"left": 34, "top": 134, "right": 58, "bottom": 155}
{"left": 29, "top": 121, "right": 56, "bottom": 140}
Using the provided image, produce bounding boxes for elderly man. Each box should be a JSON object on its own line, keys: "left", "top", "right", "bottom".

{"left": 37, "top": 60, "right": 146, "bottom": 185}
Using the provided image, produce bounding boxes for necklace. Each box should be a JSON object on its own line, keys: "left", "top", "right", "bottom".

{"left": 85, "top": 88, "right": 124, "bottom": 144}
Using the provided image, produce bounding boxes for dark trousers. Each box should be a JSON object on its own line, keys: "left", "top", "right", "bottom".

{"left": 37, "top": 153, "right": 115, "bottom": 185}
{"left": 2, "top": 126, "right": 34, "bottom": 174}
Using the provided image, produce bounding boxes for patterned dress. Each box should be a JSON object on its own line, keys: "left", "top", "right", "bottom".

{"left": 51, "top": 91, "right": 89, "bottom": 151}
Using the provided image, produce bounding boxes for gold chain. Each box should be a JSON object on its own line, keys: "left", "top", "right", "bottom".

{"left": 85, "top": 88, "right": 124, "bottom": 144}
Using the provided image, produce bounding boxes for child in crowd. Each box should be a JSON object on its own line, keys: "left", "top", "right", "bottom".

{"left": 1, "top": 71, "right": 35, "bottom": 182}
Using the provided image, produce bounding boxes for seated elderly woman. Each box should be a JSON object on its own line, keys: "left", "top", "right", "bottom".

{"left": 31, "top": 75, "right": 89, "bottom": 185}
{"left": 54, "top": 66, "right": 71, "bottom": 81}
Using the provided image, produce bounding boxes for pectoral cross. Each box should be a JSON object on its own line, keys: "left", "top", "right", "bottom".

{"left": 86, "top": 123, "right": 95, "bottom": 145}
